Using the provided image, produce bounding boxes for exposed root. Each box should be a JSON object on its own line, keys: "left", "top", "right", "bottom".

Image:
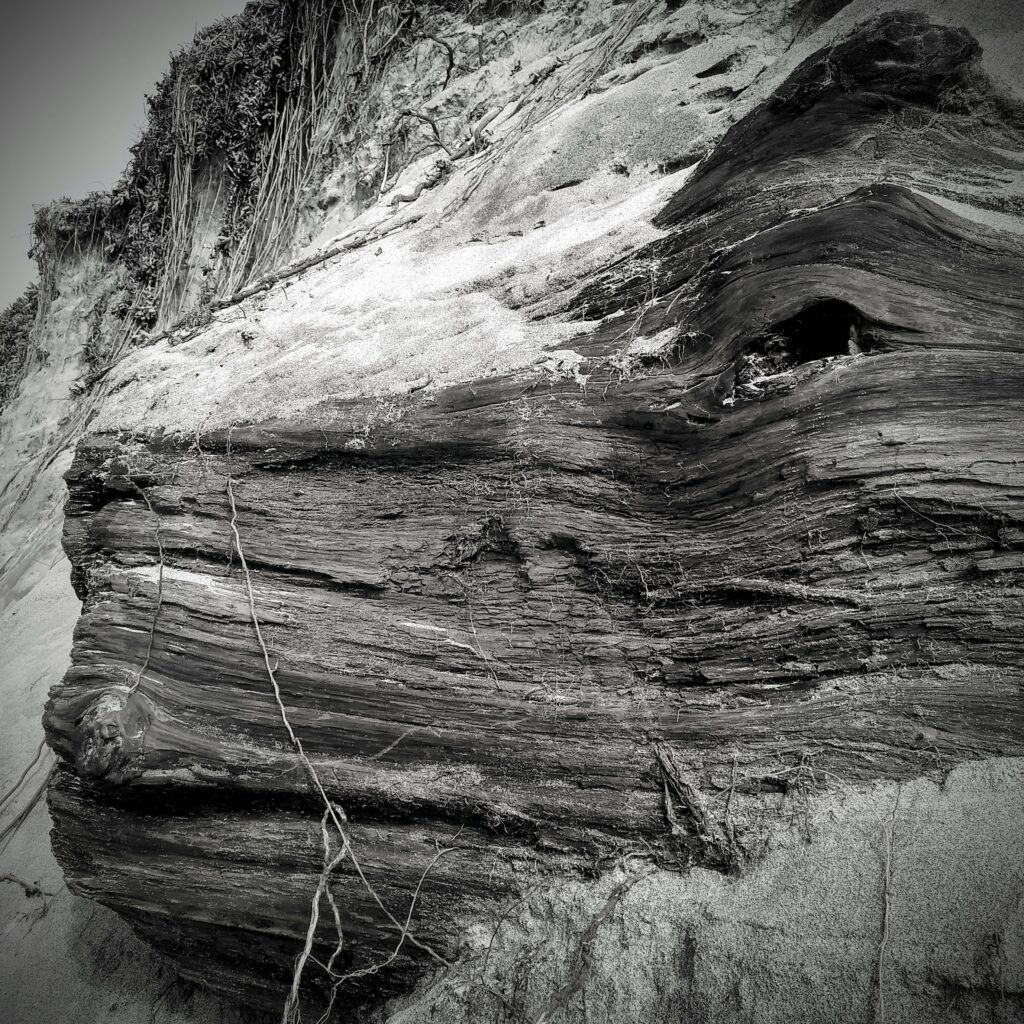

{"left": 283, "top": 809, "right": 351, "bottom": 1024}
{"left": 424, "top": 34, "right": 456, "bottom": 90}
{"left": 316, "top": 838, "right": 458, "bottom": 1024}
{"left": 892, "top": 485, "right": 976, "bottom": 542}
{"left": 656, "top": 743, "right": 741, "bottom": 869}
{"left": 225, "top": 468, "right": 452, "bottom": 1023}
{"left": 0, "top": 737, "right": 48, "bottom": 815}
{"left": 0, "top": 873, "right": 55, "bottom": 899}
{"left": 0, "top": 769, "right": 53, "bottom": 856}
{"left": 369, "top": 723, "right": 441, "bottom": 761}
{"left": 395, "top": 108, "right": 456, "bottom": 157}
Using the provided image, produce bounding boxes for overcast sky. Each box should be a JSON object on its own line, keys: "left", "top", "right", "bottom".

{"left": 0, "top": 0, "right": 248, "bottom": 309}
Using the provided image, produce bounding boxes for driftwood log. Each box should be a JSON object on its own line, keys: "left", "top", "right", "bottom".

{"left": 44, "top": 13, "right": 1024, "bottom": 1015}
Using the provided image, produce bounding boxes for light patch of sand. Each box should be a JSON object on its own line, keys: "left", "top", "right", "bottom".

{"left": 911, "top": 187, "right": 1024, "bottom": 235}
{"left": 0, "top": 256, "right": 99, "bottom": 611}
{"left": 94, "top": 168, "right": 689, "bottom": 436}
{"left": 388, "top": 756, "right": 1024, "bottom": 1024}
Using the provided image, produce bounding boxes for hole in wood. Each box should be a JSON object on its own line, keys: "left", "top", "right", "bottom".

{"left": 731, "top": 298, "right": 873, "bottom": 401}
{"left": 766, "top": 298, "right": 867, "bottom": 364}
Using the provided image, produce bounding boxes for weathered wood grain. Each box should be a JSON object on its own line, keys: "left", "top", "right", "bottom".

{"left": 44, "top": 13, "right": 1024, "bottom": 1015}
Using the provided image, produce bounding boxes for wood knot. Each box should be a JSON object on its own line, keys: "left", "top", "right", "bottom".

{"left": 74, "top": 690, "right": 152, "bottom": 782}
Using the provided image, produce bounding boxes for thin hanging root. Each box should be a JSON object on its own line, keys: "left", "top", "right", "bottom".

{"left": 0, "top": 769, "right": 53, "bottom": 855}
{"left": 320, "top": 814, "right": 347, "bottom": 980}
{"left": 225, "top": 472, "right": 452, "bottom": 1023}
{"left": 284, "top": 810, "right": 350, "bottom": 1024}
{"left": 316, "top": 840, "right": 458, "bottom": 1024}
{"left": 0, "top": 873, "right": 55, "bottom": 899}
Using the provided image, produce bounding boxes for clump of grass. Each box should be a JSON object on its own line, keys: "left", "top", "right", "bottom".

{"left": 29, "top": 1, "right": 347, "bottom": 333}
{"left": 30, "top": 0, "right": 435, "bottom": 335}
{"left": 103, "top": 0, "right": 317, "bottom": 327}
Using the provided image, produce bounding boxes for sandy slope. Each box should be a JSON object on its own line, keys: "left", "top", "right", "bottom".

{"left": 0, "top": 265, "right": 254, "bottom": 1024}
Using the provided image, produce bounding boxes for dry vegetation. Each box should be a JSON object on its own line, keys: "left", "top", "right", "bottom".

{"left": 24, "top": 0, "right": 546, "bottom": 352}
{"left": 0, "top": 285, "right": 41, "bottom": 413}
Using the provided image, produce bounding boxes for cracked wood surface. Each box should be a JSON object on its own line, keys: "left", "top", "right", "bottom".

{"left": 43, "top": 13, "right": 1024, "bottom": 1014}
